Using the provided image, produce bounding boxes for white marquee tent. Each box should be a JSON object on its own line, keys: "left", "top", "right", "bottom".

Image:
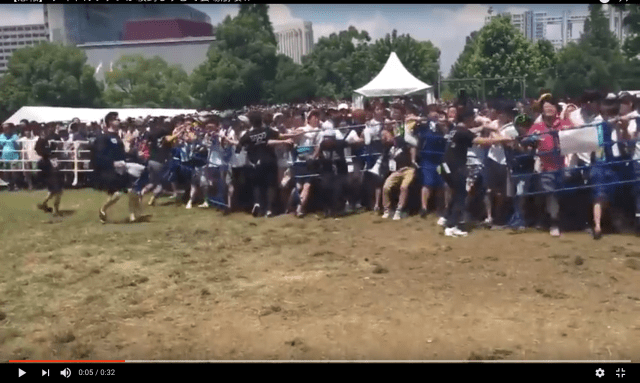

{"left": 352, "top": 52, "right": 435, "bottom": 109}
{"left": 3, "top": 106, "right": 198, "bottom": 125}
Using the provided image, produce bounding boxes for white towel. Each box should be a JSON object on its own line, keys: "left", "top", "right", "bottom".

{"left": 558, "top": 126, "right": 600, "bottom": 156}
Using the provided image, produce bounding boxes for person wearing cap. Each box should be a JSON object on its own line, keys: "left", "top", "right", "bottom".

{"left": 527, "top": 96, "right": 572, "bottom": 237}
{"left": 440, "top": 107, "right": 515, "bottom": 237}
{"left": 92, "top": 112, "right": 144, "bottom": 223}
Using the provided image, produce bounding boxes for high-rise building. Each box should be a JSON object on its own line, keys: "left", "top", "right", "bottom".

{"left": 273, "top": 21, "right": 314, "bottom": 65}
{"left": 123, "top": 19, "right": 215, "bottom": 41}
{"left": 0, "top": 24, "right": 49, "bottom": 76}
{"left": 44, "top": 4, "right": 210, "bottom": 46}
{"left": 484, "top": 7, "right": 625, "bottom": 50}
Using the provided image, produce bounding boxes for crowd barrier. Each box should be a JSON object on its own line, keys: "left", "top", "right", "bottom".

{"left": 2, "top": 118, "right": 638, "bottom": 198}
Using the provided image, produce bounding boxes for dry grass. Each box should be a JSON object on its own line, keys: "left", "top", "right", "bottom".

{"left": 0, "top": 189, "right": 639, "bottom": 361}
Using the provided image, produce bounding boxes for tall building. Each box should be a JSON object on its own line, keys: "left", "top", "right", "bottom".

{"left": 79, "top": 36, "right": 217, "bottom": 82}
{"left": 484, "top": 7, "right": 626, "bottom": 50}
{"left": 0, "top": 24, "right": 49, "bottom": 76}
{"left": 44, "top": 4, "right": 210, "bottom": 46}
{"left": 274, "top": 21, "right": 314, "bottom": 65}
{"left": 123, "top": 19, "right": 214, "bottom": 41}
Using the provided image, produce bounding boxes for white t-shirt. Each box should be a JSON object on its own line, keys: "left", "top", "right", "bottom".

{"left": 627, "top": 118, "right": 640, "bottom": 160}
{"left": 228, "top": 129, "right": 247, "bottom": 168}
{"left": 364, "top": 118, "right": 383, "bottom": 145}
{"left": 569, "top": 108, "right": 605, "bottom": 164}
{"left": 295, "top": 124, "right": 320, "bottom": 162}
{"left": 487, "top": 123, "right": 518, "bottom": 166}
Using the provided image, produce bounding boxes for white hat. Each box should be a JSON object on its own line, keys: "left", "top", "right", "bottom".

{"left": 273, "top": 112, "right": 283, "bottom": 119}
{"left": 606, "top": 93, "right": 617, "bottom": 100}
{"left": 238, "top": 116, "right": 249, "bottom": 124}
{"left": 338, "top": 103, "right": 349, "bottom": 111}
{"left": 164, "top": 118, "right": 172, "bottom": 123}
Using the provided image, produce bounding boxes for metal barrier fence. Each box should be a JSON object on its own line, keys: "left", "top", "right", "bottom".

{"left": 0, "top": 141, "right": 92, "bottom": 187}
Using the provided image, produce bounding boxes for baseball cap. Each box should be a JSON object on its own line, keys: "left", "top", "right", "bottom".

{"left": 338, "top": 103, "right": 349, "bottom": 111}
{"left": 238, "top": 116, "right": 250, "bottom": 124}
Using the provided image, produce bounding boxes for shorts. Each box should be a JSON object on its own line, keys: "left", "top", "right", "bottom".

{"left": 292, "top": 161, "right": 319, "bottom": 183}
{"left": 147, "top": 160, "right": 164, "bottom": 185}
{"left": 484, "top": 158, "right": 508, "bottom": 194}
{"left": 38, "top": 158, "right": 63, "bottom": 193}
{"left": 590, "top": 163, "right": 619, "bottom": 201}
{"left": 384, "top": 167, "right": 416, "bottom": 190}
{"left": 94, "top": 168, "right": 130, "bottom": 195}
{"left": 249, "top": 162, "right": 278, "bottom": 189}
{"left": 420, "top": 161, "right": 442, "bottom": 188}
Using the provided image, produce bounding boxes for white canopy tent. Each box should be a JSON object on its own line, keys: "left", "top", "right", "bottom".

{"left": 4, "top": 106, "right": 198, "bottom": 125}
{"left": 352, "top": 52, "right": 435, "bottom": 109}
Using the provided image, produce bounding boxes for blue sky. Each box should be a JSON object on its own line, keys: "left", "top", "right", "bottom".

{"left": 0, "top": 4, "right": 589, "bottom": 76}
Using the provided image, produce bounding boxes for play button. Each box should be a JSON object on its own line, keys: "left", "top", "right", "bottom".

{"left": 19, "top": 369, "right": 26, "bottom": 377}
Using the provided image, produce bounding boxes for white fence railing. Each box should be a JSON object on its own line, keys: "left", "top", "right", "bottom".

{"left": 0, "top": 140, "right": 92, "bottom": 187}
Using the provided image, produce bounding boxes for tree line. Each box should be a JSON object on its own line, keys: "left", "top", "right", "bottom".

{"left": 1, "top": 4, "right": 639, "bottom": 121}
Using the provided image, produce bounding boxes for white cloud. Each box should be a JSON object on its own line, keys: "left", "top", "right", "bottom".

{"left": 205, "top": 4, "right": 239, "bottom": 25}
{"left": 0, "top": 5, "right": 44, "bottom": 27}
{"left": 269, "top": 4, "right": 304, "bottom": 27}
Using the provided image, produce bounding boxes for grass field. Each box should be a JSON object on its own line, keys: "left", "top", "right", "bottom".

{"left": 1, "top": 189, "right": 640, "bottom": 361}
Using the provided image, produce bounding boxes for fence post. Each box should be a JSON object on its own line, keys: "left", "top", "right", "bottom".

{"left": 73, "top": 141, "right": 79, "bottom": 187}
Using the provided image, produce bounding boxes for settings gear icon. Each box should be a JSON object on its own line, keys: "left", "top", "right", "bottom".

{"left": 595, "top": 368, "right": 605, "bottom": 378}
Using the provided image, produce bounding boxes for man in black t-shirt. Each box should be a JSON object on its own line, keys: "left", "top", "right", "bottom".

{"left": 92, "top": 112, "right": 144, "bottom": 223}
{"left": 440, "top": 108, "right": 514, "bottom": 237}
{"left": 236, "top": 111, "right": 294, "bottom": 217}
{"left": 35, "top": 124, "right": 64, "bottom": 216}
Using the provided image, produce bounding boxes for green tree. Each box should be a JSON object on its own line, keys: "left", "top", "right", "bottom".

{"left": 0, "top": 42, "right": 102, "bottom": 119}
{"left": 103, "top": 55, "right": 193, "bottom": 108}
{"left": 551, "top": 4, "right": 625, "bottom": 98}
{"left": 191, "top": 9, "right": 278, "bottom": 109}
{"left": 269, "top": 55, "right": 317, "bottom": 104}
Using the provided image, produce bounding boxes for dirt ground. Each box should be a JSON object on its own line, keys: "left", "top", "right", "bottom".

{"left": 1, "top": 189, "right": 639, "bottom": 361}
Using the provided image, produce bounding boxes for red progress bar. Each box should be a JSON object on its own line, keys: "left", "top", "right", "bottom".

{"left": 10, "top": 360, "right": 125, "bottom": 363}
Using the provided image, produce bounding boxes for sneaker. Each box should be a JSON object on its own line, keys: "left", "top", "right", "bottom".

{"left": 420, "top": 208, "right": 428, "bottom": 218}
{"left": 199, "top": 201, "right": 209, "bottom": 208}
{"left": 129, "top": 213, "right": 137, "bottom": 223}
{"left": 37, "top": 203, "right": 52, "bottom": 213}
{"left": 437, "top": 217, "right": 447, "bottom": 227}
{"left": 266, "top": 211, "right": 274, "bottom": 218}
{"left": 550, "top": 226, "right": 560, "bottom": 237}
{"left": 373, "top": 206, "right": 381, "bottom": 214}
{"left": 148, "top": 196, "right": 156, "bottom": 206}
{"left": 444, "top": 228, "right": 457, "bottom": 237}
{"left": 452, "top": 227, "right": 468, "bottom": 237}
{"left": 186, "top": 201, "right": 193, "bottom": 209}
{"left": 252, "top": 204, "right": 261, "bottom": 217}
{"left": 382, "top": 209, "right": 391, "bottom": 219}
{"left": 593, "top": 229, "right": 602, "bottom": 240}
{"left": 344, "top": 202, "right": 353, "bottom": 214}
{"left": 169, "top": 194, "right": 178, "bottom": 200}
{"left": 393, "top": 210, "right": 407, "bottom": 220}
{"left": 99, "top": 209, "right": 107, "bottom": 224}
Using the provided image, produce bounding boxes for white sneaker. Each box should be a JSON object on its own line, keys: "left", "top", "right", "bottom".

{"left": 199, "top": 201, "right": 209, "bottom": 208}
{"left": 444, "top": 227, "right": 457, "bottom": 237}
{"left": 382, "top": 209, "right": 391, "bottom": 219}
{"left": 266, "top": 210, "right": 274, "bottom": 218}
{"left": 393, "top": 210, "right": 407, "bottom": 220}
{"left": 452, "top": 227, "right": 468, "bottom": 237}
{"left": 550, "top": 226, "right": 560, "bottom": 237}
{"left": 344, "top": 202, "right": 353, "bottom": 214}
{"left": 437, "top": 217, "right": 447, "bottom": 226}
{"left": 186, "top": 201, "right": 193, "bottom": 209}
{"left": 129, "top": 213, "right": 137, "bottom": 223}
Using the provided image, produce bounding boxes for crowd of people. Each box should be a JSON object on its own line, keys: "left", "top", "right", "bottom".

{"left": 2, "top": 89, "right": 640, "bottom": 239}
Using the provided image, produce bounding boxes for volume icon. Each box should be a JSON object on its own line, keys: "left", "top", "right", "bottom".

{"left": 60, "top": 368, "right": 71, "bottom": 378}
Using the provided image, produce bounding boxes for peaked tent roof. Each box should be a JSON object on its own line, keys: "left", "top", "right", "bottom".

{"left": 354, "top": 52, "right": 432, "bottom": 97}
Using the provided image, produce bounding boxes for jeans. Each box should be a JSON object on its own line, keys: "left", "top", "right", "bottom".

{"left": 444, "top": 170, "right": 467, "bottom": 229}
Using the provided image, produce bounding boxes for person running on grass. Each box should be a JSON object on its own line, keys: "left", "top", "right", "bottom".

{"left": 92, "top": 112, "right": 143, "bottom": 224}
{"left": 35, "top": 124, "right": 64, "bottom": 216}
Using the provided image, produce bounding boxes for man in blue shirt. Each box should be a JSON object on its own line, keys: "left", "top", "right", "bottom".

{"left": 0, "top": 123, "right": 20, "bottom": 191}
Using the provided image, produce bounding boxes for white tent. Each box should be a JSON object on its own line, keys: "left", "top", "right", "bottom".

{"left": 353, "top": 52, "right": 435, "bottom": 109}
{"left": 4, "top": 106, "right": 198, "bottom": 124}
